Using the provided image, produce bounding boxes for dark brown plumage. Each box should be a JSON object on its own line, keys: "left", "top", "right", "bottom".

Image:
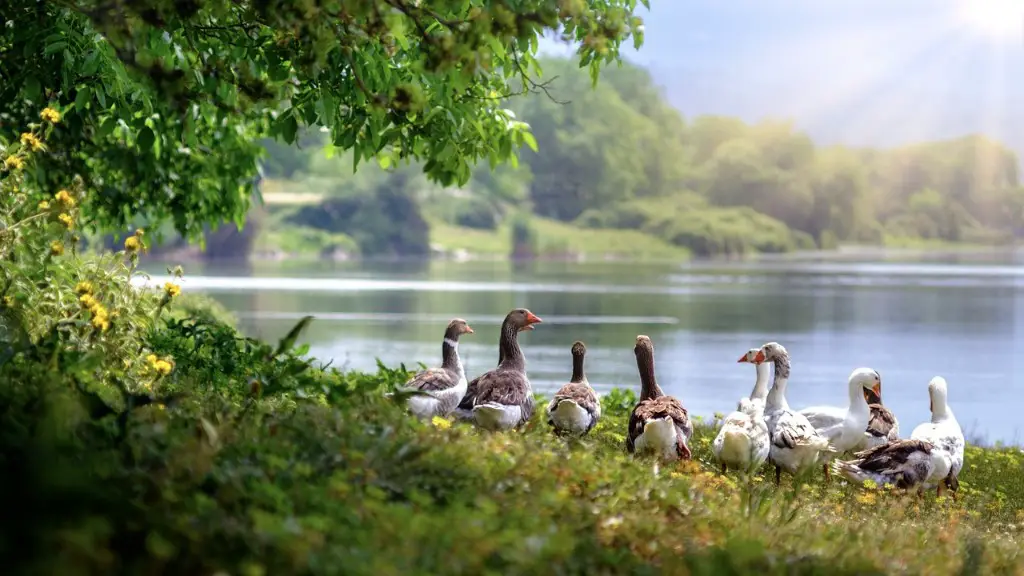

{"left": 455, "top": 308, "right": 542, "bottom": 430}
{"left": 626, "top": 335, "right": 693, "bottom": 460}
{"left": 835, "top": 439, "right": 936, "bottom": 490}
{"left": 861, "top": 385, "right": 900, "bottom": 448}
{"left": 546, "top": 341, "right": 601, "bottom": 436}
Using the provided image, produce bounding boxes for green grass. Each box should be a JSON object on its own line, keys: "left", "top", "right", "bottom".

{"left": 429, "top": 216, "right": 691, "bottom": 260}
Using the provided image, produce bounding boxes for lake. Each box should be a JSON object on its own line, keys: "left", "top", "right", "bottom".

{"left": 140, "top": 256, "right": 1024, "bottom": 445}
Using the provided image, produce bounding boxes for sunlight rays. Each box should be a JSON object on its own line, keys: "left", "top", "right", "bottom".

{"left": 955, "top": 0, "right": 1023, "bottom": 41}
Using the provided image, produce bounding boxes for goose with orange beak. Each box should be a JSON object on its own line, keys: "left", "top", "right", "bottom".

{"left": 454, "top": 308, "right": 543, "bottom": 431}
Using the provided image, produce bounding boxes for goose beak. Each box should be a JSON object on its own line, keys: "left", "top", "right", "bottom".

{"left": 737, "top": 353, "right": 749, "bottom": 363}
{"left": 871, "top": 383, "right": 881, "bottom": 397}
{"left": 464, "top": 325, "right": 474, "bottom": 334}
{"left": 753, "top": 350, "right": 766, "bottom": 364}
{"left": 524, "top": 312, "right": 543, "bottom": 329}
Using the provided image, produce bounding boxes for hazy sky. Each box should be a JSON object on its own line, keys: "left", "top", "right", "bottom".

{"left": 542, "top": 0, "right": 1024, "bottom": 150}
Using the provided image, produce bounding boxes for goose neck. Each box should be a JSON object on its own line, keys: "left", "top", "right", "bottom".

{"left": 750, "top": 363, "right": 770, "bottom": 401}
{"left": 570, "top": 353, "right": 586, "bottom": 384}
{"left": 497, "top": 318, "right": 524, "bottom": 371}
{"left": 636, "top": 347, "right": 663, "bottom": 401}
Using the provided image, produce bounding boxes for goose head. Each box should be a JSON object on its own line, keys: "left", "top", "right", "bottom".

{"left": 445, "top": 318, "right": 475, "bottom": 337}
{"left": 507, "top": 308, "right": 543, "bottom": 331}
{"left": 849, "top": 367, "right": 881, "bottom": 399}
{"left": 737, "top": 347, "right": 763, "bottom": 364}
{"left": 754, "top": 341, "right": 788, "bottom": 364}
{"left": 928, "top": 376, "right": 949, "bottom": 415}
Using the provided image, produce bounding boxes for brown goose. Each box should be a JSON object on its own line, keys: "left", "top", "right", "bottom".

{"left": 545, "top": 341, "right": 601, "bottom": 436}
{"left": 399, "top": 318, "right": 474, "bottom": 419}
{"left": 454, "top": 308, "right": 542, "bottom": 431}
{"left": 626, "top": 335, "right": 693, "bottom": 460}
{"left": 833, "top": 439, "right": 937, "bottom": 490}
{"left": 856, "top": 381, "right": 901, "bottom": 450}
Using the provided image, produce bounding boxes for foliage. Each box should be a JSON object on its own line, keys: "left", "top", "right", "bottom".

{"left": 251, "top": 56, "right": 1024, "bottom": 261}
{"left": 286, "top": 171, "right": 430, "bottom": 258}
{"left": 3, "top": 124, "right": 1024, "bottom": 574}
{"left": 0, "top": 0, "right": 645, "bottom": 239}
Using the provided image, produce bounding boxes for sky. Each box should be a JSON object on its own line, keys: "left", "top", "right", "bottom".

{"left": 541, "top": 0, "right": 1024, "bottom": 152}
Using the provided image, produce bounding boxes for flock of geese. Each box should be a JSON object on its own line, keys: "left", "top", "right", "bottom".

{"left": 395, "top": 308, "right": 966, "bottom": 496}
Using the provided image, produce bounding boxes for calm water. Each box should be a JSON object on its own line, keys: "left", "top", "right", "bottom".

{"left": 139, "top": 257, "right": 1024, "bottom": 444}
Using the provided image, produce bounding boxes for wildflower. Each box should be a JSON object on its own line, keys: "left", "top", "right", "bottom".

{"left": 4, "top": 156, "right": 23, "bottom": 171}
{"left": 124, "top": 236, "right": 141, "bottom": 252}
{"left": 79, "top": 294, "right": 97, "bottom": 309}
{"left": 153, "top": 360, "right": 172, "bottom": 376}
{"left": 146, "top": 354, "right": 159, "bottom": 367}
{"left": 856, "top": 492, "right": 877, "bottom": 506}
{"left": 50, "top": 241, "right": 64, "bottom": 256}
{"left": 20, "top": 132, "right": 43, "bottom": 151}
{"left": 164, "top": 282, "right": 181, "bottom": 298}
{"left": 54, "top": 189, "right": 75, "bottom": 209}
{"left": 431, "top": 415, "right": 452, "bottom": 430}
{"left": 75, "top": 281, "right": 93, "bottom": 295}
{"left": 40, "top": 107, "right": 61, "bottom": 123}
{"left": 135, "top": 228, "right": 145, "bottom": 238}
{"left": 38, "top": 200, "right": 50, "bottom": 211}
{"left": 2, "top": 296, "right": 12, "bottom": 307}
{"left": 58, "top": 213, "right": 74, "bottom": 230}
{"left": 91, "top": 312, "right": 110, "bottom": 331}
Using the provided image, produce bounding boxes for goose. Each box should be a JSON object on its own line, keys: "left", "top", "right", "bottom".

{"left": 712, "top": 348, "right": 771, "bottom": 473}
{"left": 757, "top": 342, "right": 834, "bottom": 484}
{"left": 737, "top": 347, "right": 771, "bottom": 406}
{"left": 454, "top": 308, "right": 542, "bottom": 431}
{"left": 799, "top": 367, "right": 880, "bottom": 479}
{"left": 546, "top": 341, "right": 601, "bottom": 436}
{"left": 398, "top": 318, "right": 475, "bottom": 419}
{"left": 835, "top": 376, "right": 963, "bottom": 496}
{"left": 856, "top": 381, "right": 900, "bottom": 451}
{"left": 626, "top": 335, "right": 693, "bottom": 461}
{"left": 832, "top": 439, "right": 938, "bottom": 491}
{"left": 909, "top": 376, "right": 964, "bottom": 497}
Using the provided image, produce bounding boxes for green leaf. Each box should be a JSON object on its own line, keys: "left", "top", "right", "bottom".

{"left": 74, "top": 86, "right": 91, "bottom": 112}
{"left": 278, "top": 114, "right": 298, "bottom": 144}
{"left": 272, "top": 316, "right": 314, "bottom": 358}
{"left": 378, "top": 155, "right": 392, "bottom": 169}
{"left": 137, "top": 126, "right": 155, "bottom": 150}
{"left": 97, "top": 116, "right": 117, "bottom": 137}
{"left": 520, "top": 131, "right": 538, "bottom": 153}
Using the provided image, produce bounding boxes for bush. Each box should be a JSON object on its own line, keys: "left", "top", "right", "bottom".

{"left": 453, "top": 196, "right": 501, "bottom": 230}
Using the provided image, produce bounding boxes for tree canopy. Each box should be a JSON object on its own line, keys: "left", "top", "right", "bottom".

{"left": 0, "top": 0, "right": 646, "bottom": 238}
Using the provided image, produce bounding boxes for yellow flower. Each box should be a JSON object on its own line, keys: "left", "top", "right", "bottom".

{"left": 154, "top": 360, "right": 173, "bottom": 376}
{"left": 92, "top": 317, "right": 110, "bottom": 331}
{"left": 58, "top": 213, "right": 74, "bottom": 230}
{"left": 79, "top": 294, "right": 97, "bottom": 310}
{"left": 4, "top": 156, "right": 23, "bottom": 171}
{"left": 431, "top": 416, "right": 452, "bottom": 430}
{"left": 164, "top": 282, "right": 181, "bottom": 298}
{"left": 124, "top": 236, "right": 141, "bottom": 252}
{"left": 856, "top": 491, "right": 877, "bottom": 506}
{"left": 50, "top": 241, "right": 64, "bottom": 256}
{"left": 134, "top": 228, "right": 145, "bottom": 238}
{"left": 54, "top": 189, "right": 76, "bottom": 209}
{"left": 40, "top": 107, "right": 61, "bottom": 123}
{"left": 75, "top": 281, "right": 93, "bottom": 295}
{"left": 20, "top": 132, "right": 43, "bottom": 151}
{"left": 38, "top": 200, "right": 50, "bottom": 211}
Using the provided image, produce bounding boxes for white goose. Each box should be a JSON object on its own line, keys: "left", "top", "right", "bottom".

{"left": 909, "top": 376, "right": 965, "bottom": 497}
{"left": 712, "top": 348, "right": 771, "bottom": 474}
{"left": 798, "top": 367, "right": 879, "bottom": 479}
{"left": 757, "top": 342, "right": 835, "bottom": 484}
{"left": 835, "top": 376, "right": 964, "bottom": 497}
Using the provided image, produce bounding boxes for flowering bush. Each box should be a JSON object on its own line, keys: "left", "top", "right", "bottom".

{"left": 1, "top": 110, "right": 183, "bottom": 401}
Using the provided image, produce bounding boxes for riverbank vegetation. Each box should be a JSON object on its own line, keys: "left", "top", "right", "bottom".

{"left": 2, "top": 2, "right": 1023, "bottom": 573}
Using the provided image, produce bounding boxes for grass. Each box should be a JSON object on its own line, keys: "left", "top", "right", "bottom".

{"left": 429, "top": 216, "right": 691, "bottom": 260}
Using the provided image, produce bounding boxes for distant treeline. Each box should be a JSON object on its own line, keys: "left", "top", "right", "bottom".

{"left": 256, "top": 57, "right": 1024, "bottom": 258}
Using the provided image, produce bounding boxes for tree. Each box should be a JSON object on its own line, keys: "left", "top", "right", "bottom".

{"left": 0, "top": 0, "right": 647, "bottom": 239}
